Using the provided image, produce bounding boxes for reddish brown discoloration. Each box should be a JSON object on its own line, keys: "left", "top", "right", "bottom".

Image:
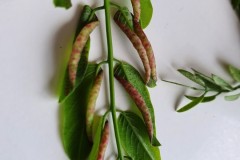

{"left": 115, "top": 76, "right": 153, "bottom": 142}
{"left": 133, "top": 19, "right": 157, "bottom": 81}
{"left": 68, "top": 21, "right": 99, "bottom": 85}
{"left": 97, "top": 121, "right": 110, "bottom": 160}
{"left": 131, "top": 0, "right": 141, "bottom": 21}
{"left": 114, "top": 18, "right": 151, "bottom": 84}
{"left": 86, "top": 70, "right": 104, "bottom": 141}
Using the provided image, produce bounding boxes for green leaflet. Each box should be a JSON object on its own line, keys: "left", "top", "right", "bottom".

{"left": 53, "top": 0, "right": 72, "bottom": 9}
{"left": 225, "top": 93, "right": 240, "bottom": 101}
{"left": 118, "top": 112, "right": 161, "bottom": 160}
{"left": 185, "top": 94, "right": 216, "bottom": 103}
{"left": 177, "top": 92, "right": 206, "bottom": 112}
{"left": 61, "top": 64, "right": 97, "bottom": 160}
{"left": 192, "top": 69, "right": 222, "bottom": 91}
{"left": 88, "top": 115, "right": 105, "bottom": 160}
{"left": 114, "top": 7, "right": 133, "bottom": 30}
{"left": 140, "top": 0, "right": 153, "bottom": 29}
{"left": 229, "top": 65, "right": 240, "bottom": 82}
{"left": 212, "top": 74, "right": 233, "bottom": 91}
{"left": 59, "top": 5, "right": 97, "bottom": 102}
{"left": 114, "top": 62, "right": 160, "bottom": 146}
{"left": 178, "top": 69, "right": 205, "bottom": 86}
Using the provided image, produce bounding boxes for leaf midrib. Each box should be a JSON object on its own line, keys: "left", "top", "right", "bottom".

{"left": 122, "top": 113, "right": 154, "bottom": 159}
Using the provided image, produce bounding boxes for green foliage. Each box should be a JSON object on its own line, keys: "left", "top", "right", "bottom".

{"left": 75, "top": 5, "right": 98, "bottom": 39}
{"left": 61, "top": 64, "right": 97, "bottom": 160}
{"left": 212, "top": 74, "right": 233, "bottom": 91}
{"left": 192, "top": 69, "right": 222, "bottom": 91}
{"left": 185, "top": 95, "right": 216, "bottom": 103}
{"left": 178, "top": 69, "right": 205, "bottom": 86}
{"left": 114, "top": 7, "right": 134, "bottom": 30}
{"left": 88, "top": 115, "right": 106, "bottom": 160}
{"left": 114, "top": 62, "right": 157, "bottom": 133}
{"left": 54, "top": 1, "right": 160, "bottom": 159}
{"left": 229, "top": 65, "right": 240, "bottom": 82}
{"left": 140, "top": 0, "right": 153, "bottom": 29}
{"left": 164, "top": 67, "right": 240, "bottom": 112}
{"left": 177, "top": 92, "right": 206, "bottom": 112}
{"left": 118, "top": 112, "right": 161, "bottom": 160}
{"left": 114, "top": 62, "right": 160, "bottom": 146}
{"left": 53, "top": 0, "right": 72, "bottom": 9}
{"left": 225, "top": 93, "right": 240, "bottom": 101}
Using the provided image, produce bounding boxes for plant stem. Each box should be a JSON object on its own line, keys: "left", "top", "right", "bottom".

{"left": 162, "top": 79, "right": 206, "bottom": 91}
{"left": 104, "top": 0, "right": 124, "bottom": 159}
{"left": 88, "top": 6, "right": 105, "bottom": 21}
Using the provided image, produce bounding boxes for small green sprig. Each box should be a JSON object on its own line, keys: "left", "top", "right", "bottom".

{"left": 163, "top": 65, "right": 240, "bottom": 112}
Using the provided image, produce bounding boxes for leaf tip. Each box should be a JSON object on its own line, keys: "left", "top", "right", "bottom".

{"left": 151, "top": 135, "right": 161, "bottom": 146}
{"left": 147, "top": 78, "right": 157, "bottom": 88}
{"left": 53, "top": 0, "right": 72, "bottom": 9}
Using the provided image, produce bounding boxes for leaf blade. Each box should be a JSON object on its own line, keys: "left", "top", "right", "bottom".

{"left": 178, "top": 69, "right": 205, "bottom": 86}
{"left": 212, "top": 74, "right": 233, "bottom": 91}
{"left": 114, "top": 8, "right": 133, "bottom": 30}
{"left": 229, "top": 65, "right": 240, "bottom": 82}
{"left": 185, "top": 94, "right": 216, "bottom": 103}
{"left": 118, "top": 112, "right": 161, "bottom": 160}
{"left": 61, "top": 64, "right": 98, "bottom": 160}
{"left": 192, "top": 69, "right": 222, "bottom": 91}
{"left": 114, "top": 62, "right": 160, "bottom": 145}
{"left": 53, "top": 0, "right": 72, "bottom": 9}
{"left": 88, "top": 116, "right": 109, "bottom": 160}
{"left": 224, "top": 93, "right": 240, "bottom": 101}
{"left": 177, "top": 92, "right": 206, "bottom": 112}
{"left": 140, "top": 0, "right": 153, "bottom": 28}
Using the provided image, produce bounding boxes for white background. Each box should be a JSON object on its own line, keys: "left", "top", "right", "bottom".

{"left": 1, "top": 0, "right": 240, "bottom": 159}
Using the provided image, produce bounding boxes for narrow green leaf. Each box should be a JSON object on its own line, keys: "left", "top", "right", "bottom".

{"left": 185, "top": 95, "right": 216, "bottom": 103}
{"left": 88, "top": 116, "right": 105, "bottom": 160}
{"left": 192, "top": 69, "right": 214, "bottom": 82}
{"left": 118, "top": 112, "right": 161, "bottom": 160}
{"left": 192, "top": 69, "right": 222, "bottom": 91}
{"left": 212, "top": 74, "right": 233, "bottom": 91}
{"left": 229, "top": 65, "right": 240, "bottom": 82}
{"left": 178, "top": 69, "right": 205, "bottom": 86}
{"left": 177, "top": 92, "right": 206, "bottom": 112}
{"left": 224, "top": 93, "right": 240, "bottom": 101}
{"left": 53, "top": 0, "right": 72, "bottom": 9}
{"left": 61, "top": 64, "right": 98, "bottom": 160}
{"left": 140, "top": 0, "right": 153, "bottom": 29}
{"left": 114, "top": 62, "right": 160, "bottom": 145}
